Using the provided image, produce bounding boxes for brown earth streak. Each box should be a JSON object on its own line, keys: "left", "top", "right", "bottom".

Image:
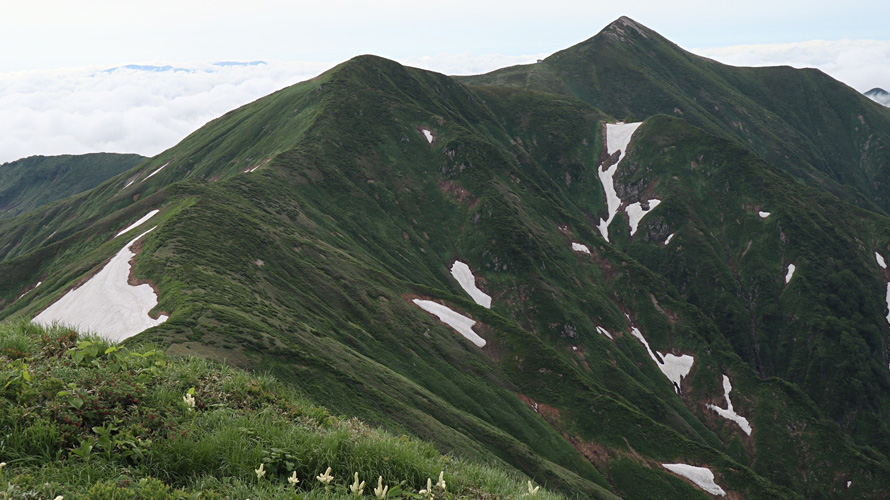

{"left": 437, "top": 180, "right": 478, "bottom": 208}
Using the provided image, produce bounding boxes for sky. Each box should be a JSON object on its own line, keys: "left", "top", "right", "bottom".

{"left": 2, "top": 1, "right": 889, "bottom": 164}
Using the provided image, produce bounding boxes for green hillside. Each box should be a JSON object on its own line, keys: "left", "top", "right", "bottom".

{"left": 3, "top": 24, "right": 890, "bottom": 499}
{"left": 0, "top": 153, "right": 145, "bottom": 221}
{"left": 0, "top": 321, "right": 562, "bottom": 500}
{"left": 459, "top": 17, "right": 890, "bottom": 215}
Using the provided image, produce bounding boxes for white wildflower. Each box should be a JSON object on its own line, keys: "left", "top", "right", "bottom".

{"left": 374, "top": 476, "right": 389, "bottom": 499}
{"left": 419, "top": 477, "right": 433, "bottom": 496}
{"left": 350, "top": 472, "right": 366, "bottom": 495}
{"left": 317, "top": 466, "right": 335, "bottom": 485}
{"left": 182, "top": 392, "right": 195, "bottom": 410}
{"left": 436, "top": 470, "right": 446, "bottom": 491}
{"left": 527, "top": 480, "right": 540, "bottom": 495}
{"left": 255, "top": 463, "right": 266, "bottom": 479}
{"left": 288, "top": 470, "right": 300, "bottom": 485}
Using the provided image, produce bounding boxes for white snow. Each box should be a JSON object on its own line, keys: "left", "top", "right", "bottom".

{"left": 597, "top": 122, "right": 642, "bottom": 241}
{"left": 706, "top": 374, "right": 752, "bottom": 435}
{"left": 885, "top": 283, "right": 890, "bottom": 325}
{"left": 596, "top": 326, "right": 614, "bottom": 340}
{"left": 412, "top": 299, "right": 486, "bottom": 347}
{"left": 661, "top": 464, "right": 726, "bottom": 496}
{"left": 450, "top": 260, "right": 492, "bottom": 308}
{"left": 35, "top": 281, "right": 42, "bottom": 288}
{"left": 630, "top": 326, "right": 694, "bottom": 393}
{"left": 422, "top": 129, "right": 434, "bottom": 143}
{"left": 876, "top": 252, "right": 887, "bottom": 269}
{"left": 143, "top": 162, "right": 170, "bottom": 181}
{"left": 33, "top": 228, "right": 168, "bottom": 342}
{"left": 114, "top": 209, "right": 160, "bottom": 238}
{"left": 625, "top": 199, "right": 662, "bottom": 236}
{"left": 758, "top": 211, "right": 771, "bottom": 219}
{"left": 571, "top": 242, "right": 591, "bottom": 254}
{"left": 847, "top": 480, "right": 852, "bottom": 488}
{"left": 665, "top": 233, "right": 674, "bottom": 245}
{"left": 785, "top": 263, "right": 796, "bottom": 284}
{"left": 124, "top": 179, "right": 136, "bottom": 189}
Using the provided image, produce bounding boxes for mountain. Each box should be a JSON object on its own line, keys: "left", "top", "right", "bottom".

{"left": 866, "top": 87, "right": 890, "bottom": 107}
{"left": 459, "top": 17, "right": 890, "bottom": 216}
{"left": 0, "top": 153, "right": 145, "bottom": 220}
{"left": 4, "top": 20, "right": 890, "bottom": 499}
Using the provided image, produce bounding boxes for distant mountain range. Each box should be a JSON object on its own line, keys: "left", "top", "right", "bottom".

{"left": 866, "top": 87, "right": 890, "bottom": 107}
{"left": 4, "top": 17, "right": 890, "bottom": 499}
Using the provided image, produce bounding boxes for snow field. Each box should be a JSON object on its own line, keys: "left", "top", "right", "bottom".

{"left": 571, "top": 242, "right": 591, "bottom": 254}
{"left": 412, "top": 299, "right": 486, "bottom": 347}
{"left": 143, "top": 161, "right": 170, "bottom": 181}
{"left": 785, "top": 263, "right": 796, "bottom": 284}
{"left": 115, "top": 209, "right": 160, "bottom": 238}
{"left": 625, "top": 199, "right": 662, "bottom": 236}
{"left": 876, "top": 252, "right": 887, "bottom": 269}
{"left": 758, "top": 211, "right": 771, "bottom": 219}
{"left": 422, "top": 129, "right": 434, "bottom": 143}
{"left": 664, "top": 233, "right": 674, "bottom": 245}
{"left": 661, "top": 464, "right": 726, "bottom": 496}
{"left": 706, "top": 374, "right": 752, "bottom": 435}
{"left": 596, "top": 326, "right": 613, "bottom": 339}
{"left": 33, "top": 228, "right": 168, "bottom": 342}
{"left": 450, "top": 261, "right": 492, "bottom": 308}
{"left": 630, "top": 326, "right": 694, "bottom": 392}
{"left": 885, "top": 283, "right": 890, "bottom": 325}
{"left": 597, "top": 122, "right": 642, "bottom": 241}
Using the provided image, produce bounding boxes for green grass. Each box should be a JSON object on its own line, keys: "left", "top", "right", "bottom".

{"left": 0, "top": 321, "right": 566, "bottom": 500}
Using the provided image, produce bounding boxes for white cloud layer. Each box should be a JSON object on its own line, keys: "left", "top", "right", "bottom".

{"left": 0, "top": 54, "right": 544, "bottom": 164}
{"left": 1, "top": 40, "right": 885, "bottom": 165}
{"left": 693, "top": 39, "right": 890, "bottom": 93}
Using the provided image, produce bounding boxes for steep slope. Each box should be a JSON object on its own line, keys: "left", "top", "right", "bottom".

{"left": 459, "top": 17, "right": 890, "bottom": 215}
{"left": 3, "top": 55, "right": 890, "bottom": 498}
{"left": 0, "top": 153, "right": 145, "bottom": 220}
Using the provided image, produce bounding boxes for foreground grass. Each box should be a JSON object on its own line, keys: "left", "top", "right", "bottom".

{"left": 0, "top": 321, "right": 563, "bottom": 500}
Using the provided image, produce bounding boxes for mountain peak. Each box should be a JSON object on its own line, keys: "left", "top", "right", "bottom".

{"left": 865, "top": 87, "right": 890, "bottom": 106}
{"left": 602, "top": 16, "right": 652, "bottom": 41}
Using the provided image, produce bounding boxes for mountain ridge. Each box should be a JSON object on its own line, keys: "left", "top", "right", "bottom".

{"left": 3, "top": 19, "right": 890, "bottom": 499}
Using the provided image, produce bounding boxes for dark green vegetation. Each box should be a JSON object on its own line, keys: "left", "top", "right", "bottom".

{"left": 3, "top": 18, "right": 890, "bottom": 499}
{"left": 0, "top": 321, "right": 560, "bottom": 499}
{"left": 460, "top": 17, "right": 890, "bottom": 215}
{"left": 0, "top": 153, "right": 145, "bottom": 220}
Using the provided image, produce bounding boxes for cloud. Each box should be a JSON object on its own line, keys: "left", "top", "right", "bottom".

{"left": 692, "top": 39, "right": 890, "bottom": 93}
{"left": 1, "top": 42, "right": 883, "bottom": 165}
{"left": 0, "top": 54, "right": 548, "bottom": 164}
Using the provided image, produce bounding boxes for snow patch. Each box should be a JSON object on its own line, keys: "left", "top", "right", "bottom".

{"left": 422, "top": 129, "right": 434, "bottom": 143}
{"left": 661, "top": 464, "right": 726, "bottom": 496}
{"left": 114, "top": 209, "right": 160, "bottom": 238}
{"left": 597, "top": 122, "right": 642, "bottom": 241}
{"left": 785, "top": 263, "right": 796, "bottom": 284}
{"left": 847, "top": 480, "right": 852, "bottom": 488}
{"left": 143, "top": 162, "right": 170, "bottom": 181}
{"left": 706, "top": 374, "right": 752, "bottom": 435}
{"left": 596, "top": 326, "right": 613, "bottom": 340}
{"left": 33, "top": 228, "right": 168, "bottom": 342}
{"left": 758, "top": 211, "right": 771, "bottom": 219}
{"left": 450, "top": 261, "right": 492, "bottom": 308}
{"left": 124, "top": 179, "right": 136, "bottom": 189}
{"left": 665, "top": 233, "right": 674, "bottom": 245}
{"left": 571, "top": 242, "right": 591, "bottom": 254}
{"left": 412, "top": 299, "right": 486, "bottom": 347}
{"left": 885, "top": 283, "right": 890, "bottom": 325}
{"left": 630, "top": 326, "right": 694, "bottom": 393}
{"left": 876, "top": 252, "right": 886, "bottom": 269}
{"left": 625, "top": 199, "right": 661, "bottom": 236}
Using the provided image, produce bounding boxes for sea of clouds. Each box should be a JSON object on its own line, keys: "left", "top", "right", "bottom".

{"left": 1, "top": 42, "right": 887, "bottom": 165}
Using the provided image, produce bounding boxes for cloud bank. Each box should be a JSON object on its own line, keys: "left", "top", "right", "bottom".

{"left": 2, "top": 42, "right": 885, "bottom": 165}
{"left": 693, "top": 39, "right": 890, "bottom": 93}
{"left": 0, "top": 54, "right": 545, "bottom": 165}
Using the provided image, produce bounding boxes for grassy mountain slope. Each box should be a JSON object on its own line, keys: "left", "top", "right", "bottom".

{"left": 0, "top": 321, "right": 563, "bottom": 500}
{"left": 0, "top": 153, "right": 145, "bottom": 220}
{"left": 459, "top": 17, "right": 890, "bottom": 215}
{"left": 2, "top": 55, "right": 890, "bottom": 499}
